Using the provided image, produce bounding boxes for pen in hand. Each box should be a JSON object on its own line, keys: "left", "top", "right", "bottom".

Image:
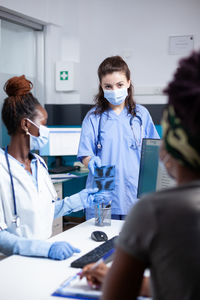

{"left": 79, "top": 248, "right": 115, "bottom": 288}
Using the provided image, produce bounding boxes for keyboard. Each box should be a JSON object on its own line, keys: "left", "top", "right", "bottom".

{"left": 71, "top": 236, "right": 118, "bottom": 268}
{"left": 49, "top": 165, "right": 80, "bottom": 174}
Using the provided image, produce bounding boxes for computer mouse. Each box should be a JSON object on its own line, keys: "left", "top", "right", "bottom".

{"left": 74, "top": 165, "right": 81, "bottom": 171}
{"left": 91, "top": 231, "right": 108, "bottom": 242}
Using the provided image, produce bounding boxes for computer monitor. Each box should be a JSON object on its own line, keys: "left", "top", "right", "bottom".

{"left": 40, "top": 127, "right": 81, "bottom": 156}
{"left": 137, "top": 138, "right": 176, "bottom": 198}
{"left": 39, "top": 127, "right": 81, "bottom": 173}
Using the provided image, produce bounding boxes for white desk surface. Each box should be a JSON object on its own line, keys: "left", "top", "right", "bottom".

{"left": 0, "top": 219, "right": 124, "bottom": 300}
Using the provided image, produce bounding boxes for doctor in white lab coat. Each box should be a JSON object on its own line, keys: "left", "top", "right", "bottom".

{"left": 0, "top": 75, "right": 98, "bottom": 260}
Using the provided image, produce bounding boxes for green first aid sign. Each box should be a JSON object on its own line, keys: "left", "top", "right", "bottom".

{"left": 60, "top": 71, "right": 68, "bottom": 80}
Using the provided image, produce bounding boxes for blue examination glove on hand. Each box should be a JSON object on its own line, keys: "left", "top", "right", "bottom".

{"left": 0, "top": 231, "right": 80, "bottom": 260}
{"left": 88, "top": 156, "right": 101, "bottom": 175}
{"left": 48, "top": 241, "right": 80, "bottom": 260}
{"left": 94, "top": 192, "right": 111, "bottom": 206}
{"left": 0, "top": 230, "right": 51, "bottom": 257}
{"left": 79, "top": 188, "right": 99, "bottom": 208}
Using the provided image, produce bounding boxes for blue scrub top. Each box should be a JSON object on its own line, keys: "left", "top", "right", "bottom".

{"left": 78, "top": 104, "right": 159, "bottom": 218}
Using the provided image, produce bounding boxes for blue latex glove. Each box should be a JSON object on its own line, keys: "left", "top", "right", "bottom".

{"left": 48, "top": 241, "right": 80, "bottom": 260}
{"left": 94, "top": 192, "right": 111, "bottom": 206}
{"left": 88, "top": 156, "right": 101, "bottom": 175}
{"left": 79, "top": 188, "right": 99, "bottom": 208}
{"left": 0, "top": 230, "right": 51, "bottom": 257}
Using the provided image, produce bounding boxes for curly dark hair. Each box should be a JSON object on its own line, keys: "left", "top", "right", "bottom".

{"left": 164, "top": 51, "right": 200, "bottom": 136}
{"left": 93, "top": 56, "right": 136, "bottom": 116}
{"left": 2, "top": 75, "right": 41, "bottom": 135}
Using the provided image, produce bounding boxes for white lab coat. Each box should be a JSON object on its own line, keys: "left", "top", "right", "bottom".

{"left": 0, "top": 148, "right": 57, "bottom": 240}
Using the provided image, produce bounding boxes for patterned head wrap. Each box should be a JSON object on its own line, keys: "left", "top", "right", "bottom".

{"left": 161, "top": 105, "right": 200, "bottom": 171}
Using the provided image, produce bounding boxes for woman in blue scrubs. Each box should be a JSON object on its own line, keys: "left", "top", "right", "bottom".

{"left": 78, "top": 56, "right": 159, "bottom": 220}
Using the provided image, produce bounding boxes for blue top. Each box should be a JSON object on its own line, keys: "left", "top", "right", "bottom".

{"left": 78, "top": 104, "right": 159, "bottom": 218}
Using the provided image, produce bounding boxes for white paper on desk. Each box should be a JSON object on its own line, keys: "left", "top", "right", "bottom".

{"left": 54, "top": 276, "right": 101, "bottom": 299}
{"left": 50, "top": 173, "right": 78, "bottom": 179}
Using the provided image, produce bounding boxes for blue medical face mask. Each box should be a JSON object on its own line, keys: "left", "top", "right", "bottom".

{"left": 103, "top": 88, "right": 128, "bottom": 105}
{"left": 26, "top": 118, "right": 49, "bottom": 151}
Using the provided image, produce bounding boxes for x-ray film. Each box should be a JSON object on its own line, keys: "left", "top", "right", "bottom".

{"left": 94, "top": 165, "right": 115, "bottom": 192}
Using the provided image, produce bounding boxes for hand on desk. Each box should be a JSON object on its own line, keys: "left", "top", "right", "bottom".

{"left": 48, "top": 241, "right": 80, "bottom": 260}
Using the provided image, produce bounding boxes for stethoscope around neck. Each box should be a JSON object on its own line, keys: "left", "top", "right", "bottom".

{"left": 5, "top": 147, "right": 20, "bottom": 228}
{"left": 96, "top": 111, "right": 143, "bottom": 153}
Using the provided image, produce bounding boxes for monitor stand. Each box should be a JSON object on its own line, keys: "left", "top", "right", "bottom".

{"left": 49, "top": 156, "right": 80, "bottom": 174}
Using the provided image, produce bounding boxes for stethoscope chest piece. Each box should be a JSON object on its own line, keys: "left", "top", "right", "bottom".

{"left": 97, "top": 142, "right": 102, "bottom": 150}
{"left": 12, "top": 215, "right": 20, "bottom": 228}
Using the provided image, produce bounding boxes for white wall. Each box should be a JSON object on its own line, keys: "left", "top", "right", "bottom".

{"left": 1, "top": 0, "right": 200, "bottom": 105}
{"left": 78, "top": 0, "right": 200, "bottom": 104}
{"left": 44, "top": 0, "right": 80, "bottom": 104}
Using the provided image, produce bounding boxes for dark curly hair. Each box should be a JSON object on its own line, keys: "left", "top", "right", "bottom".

{"left": 94, "top": 56, "right": 136, "bottom": 116}
{"left": 2, "top": 75, "right": 41, "bottom": 135}
{"left": 164, "top": 51, "right": 200, "bottom": 136}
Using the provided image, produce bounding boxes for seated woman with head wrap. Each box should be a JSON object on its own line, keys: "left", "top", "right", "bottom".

{"left": 98, "top": 51, "right": 200, "bottom": 300}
